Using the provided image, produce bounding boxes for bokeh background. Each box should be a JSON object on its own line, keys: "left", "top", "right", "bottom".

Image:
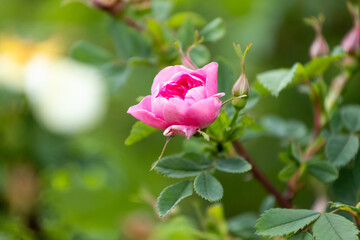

{"left": 0, "top": 0, "right": 359, "bottom": 239}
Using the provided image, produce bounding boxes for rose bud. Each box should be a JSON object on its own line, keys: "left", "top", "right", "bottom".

{"left": 231, "top": 42, "right": 252, "bottom": 110}
{"left": 310, "top": 35, "right": 329, "bottom": 59}
{"left": 341, "top": 2, "right": 360, "bottom": 55}
{"left": 304, "top": 15, "right": 329, "bottom": 59}
{"left": 232, "top": 73, "right": 250, "bottom": 110}
{"left": 341, "top": 25, "right": 360, "bottom": 55}
{"left": 127, "top": 62, "right": 224, "bottom": 139}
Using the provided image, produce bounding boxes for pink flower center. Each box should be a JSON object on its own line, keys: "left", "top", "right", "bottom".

{"left": 157, "top": 74, "right": 204, "bottom": 99}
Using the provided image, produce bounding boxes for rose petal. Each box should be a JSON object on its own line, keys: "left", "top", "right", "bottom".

{"left": 163, "top": 98, "right": 189, "bottom": 125}
{"left": 163, "top": 125, "right": 198, "bottom": 140}
{"left": 202, "top": 62, "right": 218, "bottom": 97}
{"left": 185, "top": 96, "right": 222, "bottom": 128}
{"left": 127, "top": 96, "right": 168, "bottom": 130}
{"left": 185, "top": 86, "right": 207, "bottom": 102}
{"left": 151, "top": 96, "right": 167, "bottom": 119}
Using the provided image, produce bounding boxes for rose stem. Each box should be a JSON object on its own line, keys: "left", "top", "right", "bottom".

{"left": 232, "top": 140, "right": 293, "bottom": 208}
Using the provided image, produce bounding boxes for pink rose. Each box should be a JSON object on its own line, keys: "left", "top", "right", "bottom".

{"left": 341, "top": 25, "right": 360, "bottom": 55}
{"left": 127, "top": 62, "right": 224, "bottom": 139}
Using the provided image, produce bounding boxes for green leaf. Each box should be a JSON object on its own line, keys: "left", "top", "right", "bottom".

{"left": 306, "top": 160, "right": 339, "bottom": 183}
{"left": 177, "top": 18, "right": 196, "bottom": 49}
{"left": 108, "top": 19, "right": 150, "bottom": 59}
{"left": 332, "top": 167, "right": 359, "bottom": 204}
{"left": 261, "top": 115, "right": 307, "bottom": 140}
{"left": 278, "top": 164, "right": 297, "bottom": 182}
{"left": 151, "top": 0, "right": 174, "bottom": 21}
{"left": 155, "top": 155, "right": 210, "bottom": 178}
{"left": 288, "top": 232, "right": 315, "bottom": 240}
{"left": 70, "top": 40, "right": 113, "bottom": 65}
{"left": 189, "top": 44, "right": 210, "bottom": 67}
{"left": 157, "top": 180, "right": 193, "bottom": 217}
{"left": 215, "top": 157, "right": 252, "bottom": 173}
{"left": 341, "top": 105, "right": 360, "bottom": 133}
{"left": 303, "top": 54, "right": 344, "bottom": 78}
{"left": 206, "top": 110, "right": 231, "bottom": 141}
{"left": 194, "top": 173, "right": 223, "bottom": 202}
{"left": 216, "top": 57, "right": 234, "bottom": 95}
{"left": 167, "top": 12, "right": 206, "bottom": 28}
{"left": 200, "top": 18, "right": 226, "bottom": 42}
{"left": 257, "top": 63, "right": 303, "bottom": 97}
{"left": 255, "top": 208, "right": 320, "bottom": 238}
{"left": 312, "top": 213, "right": 359, "bottom": 240}
{"left": 125, "top": 121, "right": 158, "bottom": 146}
{"left": 330, "top": 110, "right": 343, "bottom": 133}
{"left": 228, "top": 213, "right": 258, "bottom": 239}
{"left": 325, "top": 134, "right": 359, "bottom": 167}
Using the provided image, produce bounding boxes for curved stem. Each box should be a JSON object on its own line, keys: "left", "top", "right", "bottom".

{"left": 230, "top": 109, "right": 240, "bottom": 127}
{"left": 232, "top": 140, "right": 293, "bottom": 208}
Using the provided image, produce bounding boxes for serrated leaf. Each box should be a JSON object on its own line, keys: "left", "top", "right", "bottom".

{"left": 200, "top": 18, "right": 226, "bottom": 42}
{"left": 167, "top": 11, "right": 206, "bottom": 28}
{"left": 125, "top": 121, "right": 158, "bottom": 146}
{"left": 194, "top": 173, "right": 223, "bottom": 202}
{"left": 155, "top": 155, "right": 210, "bottom": 178}
{"left": 288, "top": 232, "right": 315, "bottom": 240}
{"left": 341, "top": 105, "right": 360, "bottom": 133}
{"left": 70, "top": 40, "right": 113, "bottom": 65}
{"left": 255, "top": 208, "right": 320, "bottom": 238}
{"left": 257, "top": 63, "right": 303, "bottom": 97}
{"left": 312, "top": 213, "right": 359, "bottom": 240}
{"left": 215, "top": 157, "right": 252, "bottom": 173}
{"left": 306, "top": 160, "right": 339, "bottom": 183}
{"left": 157, "top": 180, "right": 193, "bottom": 217}
{"left": 325, "top": 134, "right": 359, "bottom": 167}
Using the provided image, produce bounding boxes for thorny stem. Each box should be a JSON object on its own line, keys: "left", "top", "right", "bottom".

{"left": 232, "top": 140, "right": 293, "bottom": 208}
{"left": 150, "top": 136, "right": 173, "bottom": 171}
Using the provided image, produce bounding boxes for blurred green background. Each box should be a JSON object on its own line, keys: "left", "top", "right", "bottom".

{"left": 0, "top": 0, "right": 359, "bottom": 239}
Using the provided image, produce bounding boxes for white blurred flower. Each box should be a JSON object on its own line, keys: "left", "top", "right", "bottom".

{"left": 25, "top": 55, "right": 106, "bottom": 135}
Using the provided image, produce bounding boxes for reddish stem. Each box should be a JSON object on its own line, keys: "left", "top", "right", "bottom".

{"left": 232, "top": 141, "right": 293, "bottom": 209}
{"left": 311, "top": 92, "right": 322, "bottom": 142}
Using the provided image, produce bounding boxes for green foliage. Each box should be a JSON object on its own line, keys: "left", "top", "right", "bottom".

{"left": 330, "top": 202, "right": 360, "bottom": 214}
{"left": 325, "top": 134, "right": 359, "bottom": 167}
{"left": 257, "top": 63, "right": 303, "bottom": 97}
{"left": 157, "top": 180, "right": 193, "bottom": 217}
{"left": 200, "top": 18, "right": 226, "bottom": 42}
{"left": 278, "top": 163, "right": 297, "bottom": 182}
{"left": 167, "top": 12, "right": 206, "bottom": 28}
{"left": 177, "top": 18, "right": 196, "bottom": 49}
{"left": 260, "top": 115, "right": 307, "bottom": 140}
{"left": 228, "top": 213, "right": 258, "bottom": 239}
{"left": 312, "top": 213, "right": 359, "bottom": 240}
{"left": 216, "top": 58, "right": 234, "bottom": 95}
{"left": 288, "top": 232, "right": 315, "bottom": 240}
{"left": 155, "top": 153, "right": 211, "bottom": 178}
{"left": 306, "top": 160, "right": 338, "bottom": 183}
{"left": 194, "top": 173, "right": 223, "bottom": 202}
{"left": 70, "top": 40, "right": 113, "bottom": 65}
{"left": 125, "top": 121, "right": 158, "bottom": 146}
{"left": 341, "top": 105, "right": 360, "bottom": 133}
{"left": 303, "top": 54, "right": 344, "bottom": 78}
{"left": 108, "top": 19, "right": 151, "bottom": 59}
{"left": 189, "top": 44, "right": 210, "bottom": 67}
{"left": 330, "top": 110, "right": 343, "bottom": 133}
{"left": 255, "top": 208, "right": 320, "bottom": 237}
{"left": 215, "top": 157, "right": 252, "bottom": 173}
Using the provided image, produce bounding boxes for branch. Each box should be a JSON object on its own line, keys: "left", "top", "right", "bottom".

{"left": 232, "top": 140, "right": 293, "bottom": 208}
